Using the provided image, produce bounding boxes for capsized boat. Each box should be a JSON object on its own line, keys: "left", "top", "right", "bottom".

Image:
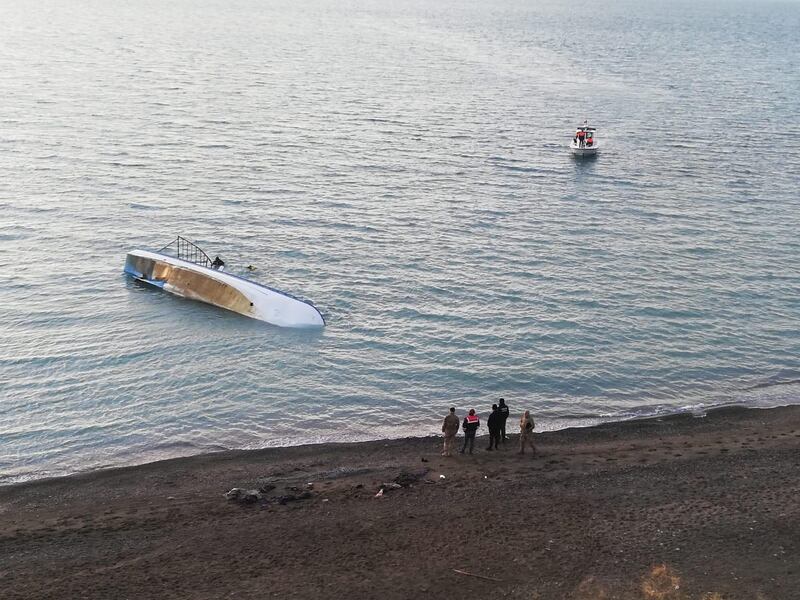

{"left": 570, "top": 121, "right": 599, "bottom": 157}
{"left": 124, "top": 237, "right": 325, "bottom": 328}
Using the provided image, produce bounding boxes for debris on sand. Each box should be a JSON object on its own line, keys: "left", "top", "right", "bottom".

{"left": 224, "top": 488, "right": 262, "bottom": 504}
{"left": 374, "top": 469, "right": 430, "bottom": 497}
{"left": 394, "top": 469, "right": 429, "bottom": 487}
{"left": 227, "top": 486, "right": 314, "bottom": 506}
{"left": 277, "top": 491, "right": 313, "bottom": 505}
{"left": 453, "top": 568, "right": 502, "bottom": 582}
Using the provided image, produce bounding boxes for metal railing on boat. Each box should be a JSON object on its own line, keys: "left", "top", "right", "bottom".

{"left": 158, "top": 236, "right": 213, "bottom": 268}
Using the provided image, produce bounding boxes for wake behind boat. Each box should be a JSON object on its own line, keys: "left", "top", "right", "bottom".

{"left": 124, "top": 237, "right": 325, "bottom": 328}
{"left": 570, "top": 121, "right": 599, "bottom": 157}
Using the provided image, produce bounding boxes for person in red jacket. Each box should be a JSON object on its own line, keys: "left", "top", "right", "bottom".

{"left": 459, "top": 409, "right": 480, "bottom": 455}
{"left": 576, "top": 130, "right": 586, "bottom": 147}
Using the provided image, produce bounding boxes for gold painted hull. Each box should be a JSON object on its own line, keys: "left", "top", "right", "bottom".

{"left": 126, "top": 253, "right": 255, "bottom": 317}
{"left": 124, "top": 250, "right": 324, "bottom": 327}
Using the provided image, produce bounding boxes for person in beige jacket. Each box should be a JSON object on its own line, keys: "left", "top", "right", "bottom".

{"left": 441, "top": 407, "right": 460, "bottom": 457}
{"left": 519, "top": 410, "right": 537, "bottom": 456}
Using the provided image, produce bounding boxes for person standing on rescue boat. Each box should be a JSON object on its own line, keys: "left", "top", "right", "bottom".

{"left": 486, "top": 404, "right": 502, "bottom": 451}
{"left": 498, "top": 398, "right": 510, "bottom": 442}
{"left": 441, "top": 407, "right": 460, "bottom": 457}
{"left": 460, "top": 409, "right": 480, "bottom": 455}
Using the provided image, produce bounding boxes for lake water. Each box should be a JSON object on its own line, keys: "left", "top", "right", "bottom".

{"left": 2, "top": 0, "right": 799, "bottom": 483}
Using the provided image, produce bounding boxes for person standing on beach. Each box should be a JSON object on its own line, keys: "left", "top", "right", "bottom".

{"left": 486, "top": 404, "right": 502, "bottom": 451}
{"left": 441, "top": 407, "right": 460, "bottom": 457}
{"left": 519, "top": 410, "right": 536, "bottom": 456}
{"left": 460, "top": 409, "right": 480, "bottom": 455}
{"left": 498, "top": 398, "right": 510, "bottom": 442}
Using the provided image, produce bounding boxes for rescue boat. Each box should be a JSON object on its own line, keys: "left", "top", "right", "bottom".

{"left": 570, "top": 121, "right": 599, "bottom": 157}
{"left": 124, "top": 237, "right": 325, "bottom": 328}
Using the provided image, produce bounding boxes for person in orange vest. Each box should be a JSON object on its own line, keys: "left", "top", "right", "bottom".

{"left": 459, "top": 409, "right": 480, "bottom": 455}
{"left": 586, "top": 134, "right": 593, "bottom": 147}
{"left": 441, "top": 407, "right": 460, "bottom": 457}
{"left": 576, "top": 130, "right": 586, "bottom": 147}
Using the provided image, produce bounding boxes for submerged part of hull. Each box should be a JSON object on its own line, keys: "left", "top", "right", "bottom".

{"left": 124, "top": 250, "right": 324, "bottom": 328}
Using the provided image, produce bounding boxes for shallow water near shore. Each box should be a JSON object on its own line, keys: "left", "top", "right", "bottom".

{"left": 1, "top": 0, "right": 800, "bottom": 483}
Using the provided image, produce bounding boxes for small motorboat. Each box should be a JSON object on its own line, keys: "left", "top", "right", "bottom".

{"left": 124, "top": 236, "right": 325, "bottom": 328}
{"left": 570, "top": 121, "right": 599, "bottom": 157}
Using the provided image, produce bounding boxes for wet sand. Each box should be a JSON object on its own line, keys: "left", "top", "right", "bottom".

{"left": 2, "top": 405, "right": 799, "bottom": 599}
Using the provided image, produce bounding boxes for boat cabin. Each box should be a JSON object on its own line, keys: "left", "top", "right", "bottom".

{"left": 573, "top": 125, "right": 597, "bottom": 147}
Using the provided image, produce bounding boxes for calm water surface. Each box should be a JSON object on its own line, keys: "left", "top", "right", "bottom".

{"left": 1, "top": 0, "right": 799, "bottom": 483}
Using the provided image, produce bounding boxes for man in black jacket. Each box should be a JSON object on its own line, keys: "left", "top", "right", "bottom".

{"left": 487, "top": 404, "right": 502, "bottom": 451}
{"left": 498, "top": 398, "right": 510, "bottom": 442}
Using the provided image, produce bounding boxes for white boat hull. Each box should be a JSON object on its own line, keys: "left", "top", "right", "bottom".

{"left": 124, "top": 250, "right": 324, "bottom": 328}
{"left": 570, "top": 143, "right": 598, "bottom": 157}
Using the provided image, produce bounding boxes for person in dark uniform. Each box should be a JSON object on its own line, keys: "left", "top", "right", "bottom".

{"left": 486, "top": 404, "right": 502, "bottom": 451}
{"left": 498, "top": 398, "right": 510, "bottom": 442}
{"left": 460, "top": 409, "right": 480, "bottom": 455}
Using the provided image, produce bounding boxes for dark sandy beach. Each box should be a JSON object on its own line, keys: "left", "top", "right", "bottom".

{"left": 2, "top": 405, "right": 799, "bottom": 599}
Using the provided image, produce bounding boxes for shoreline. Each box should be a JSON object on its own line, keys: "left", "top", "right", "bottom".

{"left": 5, "top": 400, "right": 795, "bottom": 488}
{"left": 2, "top": 404, "right": 799, "bottom": 599}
